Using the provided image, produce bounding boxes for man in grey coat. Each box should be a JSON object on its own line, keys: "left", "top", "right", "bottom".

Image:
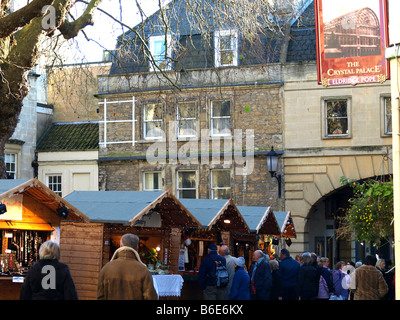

{"left": 219, "top": 245, "right": 236, "bottom": 299}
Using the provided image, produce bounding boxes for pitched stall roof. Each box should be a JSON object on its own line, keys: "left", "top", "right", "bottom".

{"left": 238, "top": 206, "right": 281, "bottom": 236}
{"left": 36, "top": 122, "right": 99, "bottom": 152}
{"left": 179, "top": 199, "right": 250, "bottom": 232}
{"left": 65, "top": 190, "right": 201, "bottom": 228}
{"left": 0, "top": 178, "right": 90, "bottom": 226}
{"left": 274, "top": 211, "right": 296, "bottom": 238}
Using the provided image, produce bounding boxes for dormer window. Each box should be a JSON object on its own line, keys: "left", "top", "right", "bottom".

{"left": 214, "top": 30, "right": 238, "bottom": 67}
{"left": 149, "top": 34, "right": 173, "bottom": 71}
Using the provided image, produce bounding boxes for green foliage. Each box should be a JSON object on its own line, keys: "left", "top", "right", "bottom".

{"left": 244, "top": 105, "right": 251, "bottom": 112}
{"left": 340, "top": 176, "right": 394, "bottom": 244}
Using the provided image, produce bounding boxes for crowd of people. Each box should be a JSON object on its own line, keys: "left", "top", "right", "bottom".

{"left": 19, "top": 234, "right": 396, "bottom": 301}
{"left": 197, "top": 244, "right": 396, "bottom": 301}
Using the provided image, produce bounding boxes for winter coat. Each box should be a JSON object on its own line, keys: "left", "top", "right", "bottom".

{"left": 332, "top": 269, "right": 349, "bottom": 300}
{"left": 270, "top": 269, "right": 282, "bottom": 300}
{"left": 248, "top": 258, "right": 272, "bottom": 300}
{"left": 198, "top": 251, "right": 226, "bottom": 290}
{"left": 20, "top": 259, "right": 78, "bottom": 300}
{"left": 377, "top": 267, "right": 395, "bottom": 300}
{"left": 349, "top": 265, "right": 388, "bottom": 300}
{"left": 297, "top": 264, "right": 319, "bottom": 300}
{"left": 97, "top": 246, "right": 157, "bottom": 300}
{"left": 229, "top": 267, "right": 250, "bottom": 300}
{"left": 317, "top": 267, "right": 333, "bottom": 299}
{"left": 224, "top": 255, "right": 236, "bottom": 299}
{"left": 278, "top": 256, "right": 300, "bottom": 287}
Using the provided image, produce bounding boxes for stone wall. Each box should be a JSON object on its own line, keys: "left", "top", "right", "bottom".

{"left": 283, "top": 62, "right": 393, "bottom": 255}
{"left": 47, "top": 62, "right": 111, "bottom": 123}
{"left": 97, "top": 68, "right": 285, "bottom": 207}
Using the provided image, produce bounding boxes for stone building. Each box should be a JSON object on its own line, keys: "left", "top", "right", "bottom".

{"left": 95, "top": 0, "right": 393, "bottom": 262}
{"left": 282, "top": 1, "right": 393, "bottom": 262}
{"left": 34, "top": 61, "right": 111, "bottom": 196}
{"left": 5, "top": 71, "right": 41, "bottom": 180}
{"left": 96, "top": 0, "right": 290, "bottom": 209}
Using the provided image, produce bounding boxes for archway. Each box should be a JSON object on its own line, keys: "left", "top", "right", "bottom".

{"left": 305, "top": 174, "right": 393, "bottom": 266}
{"left": 284, "top": 152, "right": 392, "bottom": 259}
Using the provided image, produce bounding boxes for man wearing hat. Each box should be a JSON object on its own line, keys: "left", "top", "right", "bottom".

{"left": 198, "top": 243, "right": 227, "bottom": 300}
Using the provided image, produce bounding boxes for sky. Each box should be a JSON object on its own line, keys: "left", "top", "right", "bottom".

{"left": 68, "top": 0, "right": 170, "bottom": 63}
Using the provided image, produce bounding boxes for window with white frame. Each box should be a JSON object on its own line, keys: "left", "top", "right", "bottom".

{"left": 384, "top": 96, "right": 392, "bottom": 135}
{"left": 5, "top": 153, "right": 17, "bottom": 179}
{"left": 47, "top": 175, "right": 62, "bottom": 196}
{"left": 325, "top": 99, "right": 349, "bottom": 137}
{"left": 144, "top": 103, "right": 163, "bottom": 139}
{"left": 144, "top": 172, "right": 162, "bottom": 191}
{"left": 177, "top": 101, "right": 197, "bottom": 138}
{"left": 149, "top": 35, "right": 173, "bottom": 71}
{"left": 177, "top": 171, "right": 196, "bottom": 199}
{"left": 214, "top": 30, "right": 238, "bottom": 67}
{"left": 211, "top": 170, "right": 231, "bottom": 199}
{"left": 211, "top": 100, "right": 231, "bottom": 136}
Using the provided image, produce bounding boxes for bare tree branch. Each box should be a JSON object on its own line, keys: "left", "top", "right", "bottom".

{"left": 0, "top": 0, "right": 54, "bottom": 38}
{"left": 58, "top": 0, "right": 103, "bottom": 39}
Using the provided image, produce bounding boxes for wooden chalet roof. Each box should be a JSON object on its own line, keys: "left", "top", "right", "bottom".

{"left": 65, "top": 190, "right": 201, "bottom": 228}
{"left": 238, "top": 206, "right": 281, "bottom": 236}
{"left": 274, "top": 211, "right": 296, "bottom": 238}
{"left": 0, "top": 178, "right": 90, "bottom": 223}
{"left": 179, "top": 198, "right": 250, "bottom": 232}
{"left": 36, "top": 122, "right": 99, "bottom": 152}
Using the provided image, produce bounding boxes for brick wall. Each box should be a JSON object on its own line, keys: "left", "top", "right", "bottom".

{"left": 97, "top": 83, "right": 283, "bottom": 208}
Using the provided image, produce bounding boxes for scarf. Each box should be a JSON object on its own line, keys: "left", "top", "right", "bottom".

{"left": 251, "top": 257, "right": 265, "bottom": 281}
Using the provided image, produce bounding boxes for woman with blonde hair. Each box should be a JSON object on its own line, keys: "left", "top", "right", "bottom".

{"left": 269, "top": 259, "right": 282, "bottom": 300}
{"left": 20, "top": 241, "right": 78, "bottom": 300}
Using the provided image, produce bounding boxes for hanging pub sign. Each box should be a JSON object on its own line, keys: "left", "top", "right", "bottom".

{"left": 315, "top": 0, "right": 389, "bottom": 86}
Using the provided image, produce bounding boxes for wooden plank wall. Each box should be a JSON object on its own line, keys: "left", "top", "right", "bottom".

{"left": 60, "top": 222, "right": 103, "bottom": 300}
{"left": 169, "top": 227, "right": 181, "bottom": 273}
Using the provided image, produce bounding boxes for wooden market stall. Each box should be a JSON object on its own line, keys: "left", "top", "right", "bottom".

{"left": 64, "top": 190, "right": 201, "bottom": 299}
{"left": 179, "top": 198, "right": 252, "bottom": 267}
{"left": 178, "top": 198, "right": 253, "bottom": 299}
{"left": 0, "top": 178, "right": 89, "bottom": 300}
{"left": 274, "top": 211, "right": 296, "bottom": 247}
{"left": 238, "top": 206, "right": 282, "bottom": 258}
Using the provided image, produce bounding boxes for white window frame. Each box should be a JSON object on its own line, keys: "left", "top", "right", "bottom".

{"left": 143, "top": 172, "right": 162, "bottom": 191}
{"left": 214, "top": 30, "right": 239, "bottom": 67}
{"left": 176, "top": 170, "right": 197, "bottom": 199}
{"left": 383, "top": 96, "right": 392, "bottom": 135}
{"left": 177, "top": 101, "right": 197, "bottom": 138}
{"left": 149, "top": 34, "right": 173, "bottom": 71}
{"left": 211, "top": 99, "right": 231, "bottom": 137}
{"left": 5, "top": 153, "right": 17, "bottom": 179}
{"left": 323, "top": 98, "right": 351, "bottom": 138}
{"left": 46, "top": 174, "right": 62, "bottom": 197}
{"left": 211, "top": 169, "right": 231, "bottom": 199}
{"left": 143, "top": 103, "right": 163, "bottom": 140}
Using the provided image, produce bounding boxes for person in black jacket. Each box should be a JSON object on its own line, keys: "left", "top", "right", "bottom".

{"left": 248, "top": 250, "right": 272, "bottom": 300}
{"left": 297, "top": 253, "right": 319, "bottom": 300}
{"left": 198, "top": 243, "right": 226, "bottom": 300}
{"left": 20, "top": 241, "right": 78, "bottom": 300}
{"left": 269, "top": 259, "right": 282, "bottom": 300}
